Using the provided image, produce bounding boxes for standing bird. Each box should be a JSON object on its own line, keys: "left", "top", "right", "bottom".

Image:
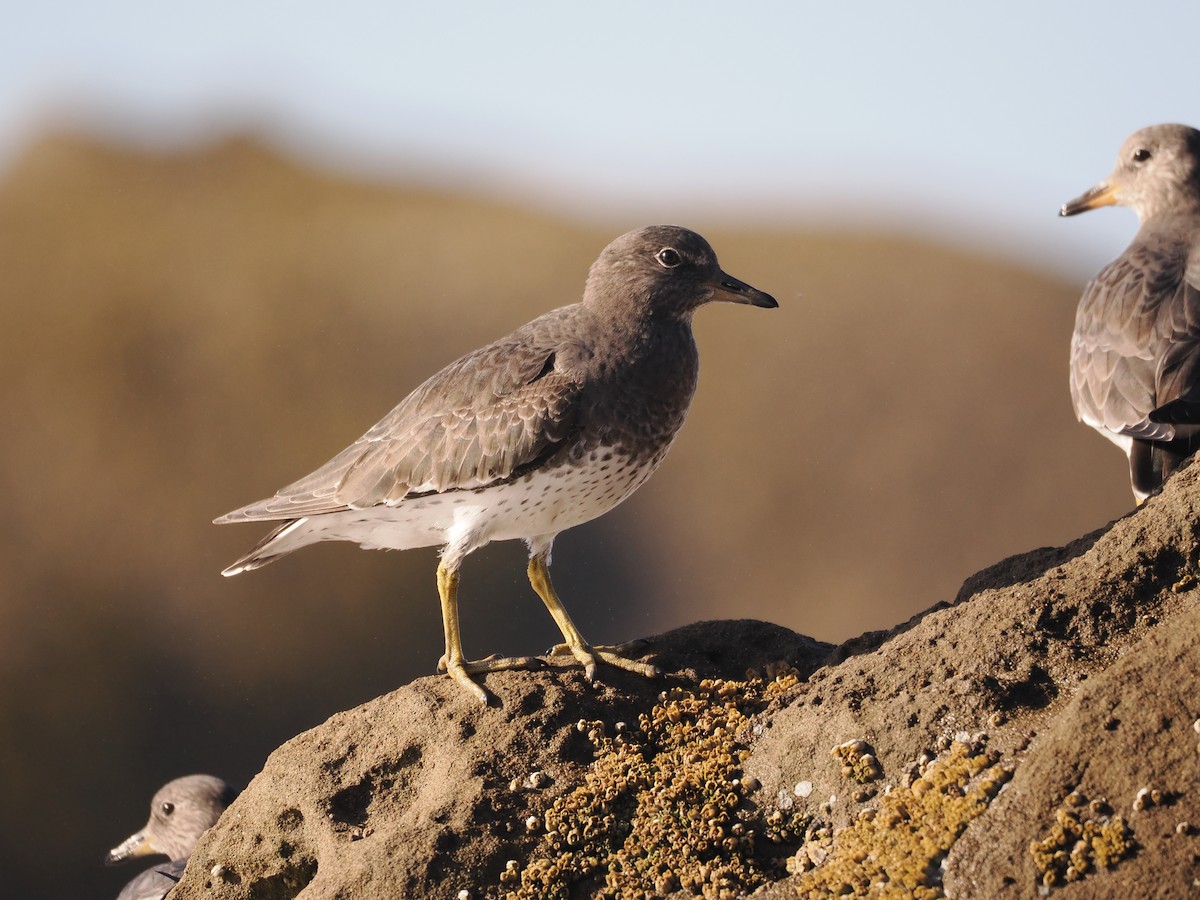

{"left": 216, "top": 225, "right": 777, "bottom": 703}
{"left": 106, "top": 775, "right": 238, "bottom": 900}
{"left": 1061, "top": 123, "right": 1200, "bottom": 502}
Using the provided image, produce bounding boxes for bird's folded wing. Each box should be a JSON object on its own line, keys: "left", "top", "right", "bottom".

{"left": 216, "top": 330, "right": 584, "bottom": 522}
{"left": 1150, "top": 261, "right": 1200, "bottom": 424}
{"left": 1070, "top": 248, "right": 1190, "bottom": 441}
{"left": 116, "top": 859, "right": 185, "bottom": 900}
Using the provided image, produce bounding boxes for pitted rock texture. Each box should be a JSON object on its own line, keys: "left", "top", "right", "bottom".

{"left": 175, "top": 464, "right": 1200, "bottom": 899}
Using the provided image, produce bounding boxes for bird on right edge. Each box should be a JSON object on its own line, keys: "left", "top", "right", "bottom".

{"left": 1061, "top": 123, "right": 1200, "bottom": 502}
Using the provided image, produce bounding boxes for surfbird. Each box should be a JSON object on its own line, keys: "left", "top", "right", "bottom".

{"left": 106, "top": 775, "right": 238, "bottom": 900}
{"left": 216, "top": 225, "right": 777, "bottom": 703}
{"left": 1061, "top": 123, "right": 1200, "bottom": 502}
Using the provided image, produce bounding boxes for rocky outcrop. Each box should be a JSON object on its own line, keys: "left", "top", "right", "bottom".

{"left": 174, "top": 464, "right": 1200, "bottom": 899}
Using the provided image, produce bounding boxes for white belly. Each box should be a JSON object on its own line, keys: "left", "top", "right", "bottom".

{"left": 282, "top": 446, "right": 661, "bottom": 560}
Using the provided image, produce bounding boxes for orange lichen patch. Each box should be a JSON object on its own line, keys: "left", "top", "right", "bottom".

{"left": 793, "top": 740, "right": 1012, "bottom": 899}
{"left": 503, "top": 672, "right": 799, "bottom": 899}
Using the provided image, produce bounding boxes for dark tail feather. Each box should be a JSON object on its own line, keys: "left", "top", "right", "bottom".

{"left": 1130, "top": 437, "right": 1200, "bottom": 499}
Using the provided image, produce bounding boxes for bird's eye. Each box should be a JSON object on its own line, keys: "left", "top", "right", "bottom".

{"left": 1132, "top": 148, "right": 1152, "bottom": 163}
{"left": 161, "top": 802, "right": 175, "bottom": 816}
{"left": 656, "top": 247, "right": 682, "bottom": 268}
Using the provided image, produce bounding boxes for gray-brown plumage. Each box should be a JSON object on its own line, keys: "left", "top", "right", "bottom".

{"left": 1061, "top": 123, "right": 1200, "bottom": 501}
{"left": 216, "top": 225, "right": 777, "bottom": 702}
{"left": 106, "top": 775, "right": 238, "bottom": 900}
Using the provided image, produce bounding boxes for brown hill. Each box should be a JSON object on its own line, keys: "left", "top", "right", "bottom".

{"left": 0, "top": 132, "right": 1130, "bottom": 899}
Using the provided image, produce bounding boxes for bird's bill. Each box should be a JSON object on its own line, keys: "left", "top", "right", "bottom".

{"left": 711, "top": 272, "right": 778, "bottom": 308}
{"left": 1060, "top": 181, "right": 1120, "bottom": 217}
{"left": 105, "top": 827, "right": 155, "bottom": 864}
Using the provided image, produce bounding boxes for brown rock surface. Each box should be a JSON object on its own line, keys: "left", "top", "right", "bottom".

{"left": 173, "top": 465, "right": 1200, "bottom": 899}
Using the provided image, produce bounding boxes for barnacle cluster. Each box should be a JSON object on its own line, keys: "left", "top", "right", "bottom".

{"left": 832, "top": 739, "right": 883, "bottom": 783}
{"left": 792, "top": 738, "right": 1012, "bottom": 898}
{"left": 501, "top": 671, "right": 798, "bottom": 899}
{"left": 762, "top": 792, "right": 813, "bottom": 846}
{"left": 1131, "top": 785, "right": 1163, "bottom": 812}
{"left": 1029, "top": 790, "right": 1133, "bottom": 887}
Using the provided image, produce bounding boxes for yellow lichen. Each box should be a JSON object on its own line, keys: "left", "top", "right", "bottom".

{"left": 503, "top": 671, "right": 799, "bottom": 899}
{"left": 1029, "top": 790, "right": 1133, "bottom": 889}
{"left": 793, "top": 740, "right": 1012, "bottom": 899}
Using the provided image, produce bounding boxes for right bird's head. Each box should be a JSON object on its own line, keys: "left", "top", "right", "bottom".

{"left": 1061, "top": 123, "right": 1200, "bottom": 224}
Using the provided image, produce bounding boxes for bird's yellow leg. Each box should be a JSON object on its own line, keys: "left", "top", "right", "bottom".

{"left": 436, "top": 561, "right": 488, "bottom": 703}
{"left": 527, "top": 554, "right": 659, "bottom": 681}
{"left": 436, "top": 560, "right": 542, "bottom": 705}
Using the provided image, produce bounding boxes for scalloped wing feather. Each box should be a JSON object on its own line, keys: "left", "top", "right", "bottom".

{"left": 215, "top": 312, "right": 586, "bottom": 523}
{"left": 1069, "top": 241, "right": 1199, "bottom": 442}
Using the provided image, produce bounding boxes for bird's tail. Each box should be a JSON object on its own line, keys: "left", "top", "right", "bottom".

{"left": 220, "top": 519, "right": 310, "bottom": 576}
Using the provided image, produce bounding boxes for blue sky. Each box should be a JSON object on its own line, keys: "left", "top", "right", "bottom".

{"left": 5, "top": 1, "right": 1198, "bottom": 274}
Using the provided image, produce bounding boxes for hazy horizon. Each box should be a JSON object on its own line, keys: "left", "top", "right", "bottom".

{"left": 6, "top": 1, "right": 1199, "bottom": 277}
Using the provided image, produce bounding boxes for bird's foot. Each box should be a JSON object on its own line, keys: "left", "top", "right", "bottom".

{"left": 546, "top": 639, "right": 660, "bottom": 681}
{"left": 437, "top": 653, "right": 548, "bottom": 705}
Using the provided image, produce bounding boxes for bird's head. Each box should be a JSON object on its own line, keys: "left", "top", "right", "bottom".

{"left": 1061, "top": 123, "right": 1200, "bottom": 223}
{"left": 584, "top": 225, "right": 777, "bottom": 319}
{"left": 105, "top": 775, "right": 238, "bottom": 865}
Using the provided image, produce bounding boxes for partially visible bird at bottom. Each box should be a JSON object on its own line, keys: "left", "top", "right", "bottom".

{"left": 106, "top": 775, "right": 238, "bottom": 900}
{"left": 216, "top": 225, "right": 778, "bottom": 703}
{"left": 1062, "top": 123, "right": 1200, "bottom": 502}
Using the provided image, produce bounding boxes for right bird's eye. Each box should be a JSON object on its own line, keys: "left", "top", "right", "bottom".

{"left": 1132, "top": 148, "right": 1152, "bottom": 163}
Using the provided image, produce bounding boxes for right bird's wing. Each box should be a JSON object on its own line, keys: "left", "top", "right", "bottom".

{"left": 1148, "top": 251, "right": 1200, "bottom": 425}
{"left": 1070, "top": 240, "right": 1189, "bottom": 442}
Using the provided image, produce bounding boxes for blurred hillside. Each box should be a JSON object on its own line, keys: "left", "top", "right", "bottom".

{"left": 0, "top": 133, "right": 1130, "bottom": 899}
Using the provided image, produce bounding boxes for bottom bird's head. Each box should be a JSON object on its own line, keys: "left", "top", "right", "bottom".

{"left": 584, "top": 225, "right": 777, "bottom": 318}
{"left": 106, "top": 775, "right": 238, "bottom": 865}
{"left": 1061, "top": 123, "right": 1200, "bottom": 222}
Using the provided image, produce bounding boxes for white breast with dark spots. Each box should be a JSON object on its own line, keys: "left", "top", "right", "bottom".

{"left": 285, "top": 445, "right": 668, "bottom": 558}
